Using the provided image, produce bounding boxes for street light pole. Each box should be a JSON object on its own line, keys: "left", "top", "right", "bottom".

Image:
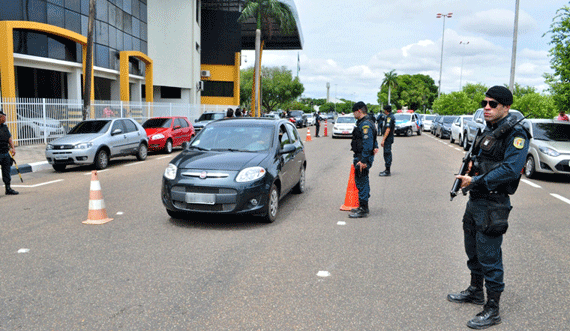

{"left": 509, "top": 0, "right": 520, "bottom": 92}
{"left": 459, "top": 40, "right": 469, "bottom": 90}
{"left": 436, "top": 12, "right": 452, "bottom": 98}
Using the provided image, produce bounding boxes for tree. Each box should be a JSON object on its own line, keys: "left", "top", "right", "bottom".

{"left": 238, "top": 0, "right": 296, "bottom": 116}
{"left": 381, "top": 70, "right": 398, "bottom": 105}
{"left": 545, "top": 5, "right": 570, "bottom": 113}
{"left": 512, "top": 93, "right": 557, "bottom": 119}
{"left": 240, "top": 66, "right": 304, "bottom": 112}
{"left": 432, "top": 92, "right": 479, "bottom": 115}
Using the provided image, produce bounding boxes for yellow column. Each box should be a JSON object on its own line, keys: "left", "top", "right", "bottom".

{"left": 120, "top": 52, "right": 130, "bottom": 102}
{"left": 0, "top": 22, "right": 18, "bottom": 141}
{"left": 234, "top": 52, "right": 240, "bottom": 107}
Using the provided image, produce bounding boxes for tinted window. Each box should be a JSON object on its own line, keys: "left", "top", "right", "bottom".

{"left": 532, "top": 123, "right": 570, "bottom": 141}
{"left": 198, "top": 113, "right": 224, "bottom": 121}
{"left": 123, "top": 119, "right": 138, "bottom": 133}
{"left": 285, "top": 123, "right": 298, "bottom": 143}
{"left": 69, "top": 120, "right": 111, "bottom": 134}
{"left": 443, "top": 116, "right": 457, "bottom": 123}
{"left": 279, "top": 125, "right": 290, "bottom": 147}
{"left": 111, "top": 120, "right": 124, "bottom": 133}
{"left": 174, "top": 118, "right": 184, "bottom": 128}
{"left": 143, "top": 118, "right": 171, "bottom": 129}
{"left": 179, "top": 118, "right": 189, "bottom": 128}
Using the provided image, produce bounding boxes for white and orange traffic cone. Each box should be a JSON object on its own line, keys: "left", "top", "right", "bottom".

{"left": 83, "top": 170, "right": 113, "bottom": 225}
{"left": 305, "top": 128, "right": 312, "bottom": 142}
{"left": 324, "top": 120, "right": 328, "bottom": 137}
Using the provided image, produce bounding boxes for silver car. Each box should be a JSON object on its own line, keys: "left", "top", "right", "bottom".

{"left": 46, "top": 118, "right": 149, "bottom": 171}
{"left": 523, "top": 119, "right": 570, "bottom": 178}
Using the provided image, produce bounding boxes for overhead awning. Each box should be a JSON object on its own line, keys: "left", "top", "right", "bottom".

{"left": 202, "top": 0, "right": 303, "bottom": 50}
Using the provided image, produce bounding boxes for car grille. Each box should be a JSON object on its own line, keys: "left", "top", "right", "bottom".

{"left": 52, "top": 145, "right": 74, "bottom": 150}
{"left": 554, "top": 160, "right": 570, "bottom": 172}
{"left": 171, "top": 186, "right": 237, "bottom": 212}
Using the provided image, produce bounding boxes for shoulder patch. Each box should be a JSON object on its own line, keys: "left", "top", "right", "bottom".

{"left": 513, "top": 137, "right": 525, "bottom": 149}
{"left": 387, "top": 118, "right": 391, "bottom": 123}
{"left": 363, "top": 125, "right": 369, "bottom": 134}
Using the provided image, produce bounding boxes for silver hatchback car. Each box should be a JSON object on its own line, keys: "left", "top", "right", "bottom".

{"left": 46, "top": 118, "right": 149, "bottom": 171}
{"left": 523, "top": 119, "right": 570, "bottom": 178}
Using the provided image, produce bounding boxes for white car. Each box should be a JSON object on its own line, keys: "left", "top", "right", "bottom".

{"left": 522, "top": 119, "right": 570, "bottom": 178}
{"left": 332, "top": 114, "right": 357, "bottom": 138}
{"left": 17, "top": 108, "right": 65, "bottom": 143}
{"left": 450, "top": 115, "right": 473, "bottom": 145}
{"left": 306, "top": 113, "right": 316, "bottom": 126}
{"left": 421, "top": 114, "right": 437, "bottom": 132}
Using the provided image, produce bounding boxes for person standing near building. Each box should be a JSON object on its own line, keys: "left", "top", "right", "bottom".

{"left": 0, "top": 110, "right": 19, "bottom": 195}
{"left": 556, "top": 110, "right": 569, "bottom": 121}
{"left": 379, "top": 105, "right": 395, "bottom": 176}
{"left": 349, "top": 102, "right": 378, "bottom": 218}
{"left": 376, "top": 111, "right": 385, "bottom": 136}
{"left": 448, "top": 86, "right": 529, "bottom": 329}
{"left": 315, "top": 111, "right": 322, "bottom": 137}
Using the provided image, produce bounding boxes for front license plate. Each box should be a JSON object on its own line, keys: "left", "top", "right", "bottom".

{"left": 185, "top": 193, "right": 215, "bottom": 205}
{"left": 55, "top": 155, "right": 68, "bottom": 160}
{"left": 343, "top": 131, "right": 349, "bottom": 134}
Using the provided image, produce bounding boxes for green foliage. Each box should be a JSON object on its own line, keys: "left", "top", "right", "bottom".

{"left": 240, "top": 66, "right": 304, "bottom": 112}
{"left": 239, "top": 0, "right": 296, "bottom": 35}
{"left": 432, "top": 92, "right": 479, "bottom": 115}
{"left": 378, "top": 73, "right": 437, "bottom": 111}
{"left": 545, "top": 5, "right": 570, "bottom": 113}
{"left": 511, "top": 83, "right": 536, "bottom": 98}
{"left": 512, "top": 93, "right": 557, "bottom": 119}
{"left": 462, "top": 83, "right": 487, "bottom": 102}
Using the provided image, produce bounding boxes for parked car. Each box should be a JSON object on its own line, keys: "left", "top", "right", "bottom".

{"left": 287, "top": 110, "right": 307, "bottom": 128}
{"left": 332, "top": 114, "right": 357, "bottom": 138}
{"left": 16, "top": 107, "right": 65, "bottom": 143}
{"left": 394, "top": 113, "right": 421, "bottom": 136}
{"left": 431, "top": 115, "right": 442, "bottom": 135}
{"left": 193, "top": 111, "right": 225, "bottom": 133}
{"left": 434, "top": 115, "right": 458, "bottom": 139}
{"left": 450, "top": 115, "right": 473, "bottom": 144}
{"left": 462, "top": 109, "right": 524, "bottom": 151}
{"left": 306, "top": 113, "right": 316, "bottom": 126}
{"left": 143, "top": 116, "right": 195, "bottom": 153}
{"left": 421, "top": 114, "right": 437, "bottom": 132}
{"left": 161, "top": 118, "right": 306, "bottom": 223}
{"left": 522, "top": 119, "right": 570, "bottom": 178}
{"left": 46, "top": 118, "right": 148, "bottom": 171}
{"left": 262, "top": 113, "right": 281, "bottom": 120}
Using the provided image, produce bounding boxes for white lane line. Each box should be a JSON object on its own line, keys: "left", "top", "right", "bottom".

{"left": 521, "top": 179, "right": 542, "bottom": 188}
{"left": 11, "top": 179, "right": 64, "bottom": 188}
{"left": 84, "top": 169, "right": 110, "bottom": 175}
{"left": 337, "top": 221, "right": 346, "bottom": 225}
{"left": 157, "top": 155, "right": 172, "bottom": 160}
{"left": 317, "top": 271, "right": 331, "bottom": 277}
{"left": 455, "top": 148, "right": 462, "bottom": 151}
{"left": 551, "top": 194, "right": 570, "bottom": 205}
{"left": 17, "top": 248, "right": 30, "bottom": 253}
{"left": 124, "top": 161, "right": 145, "bottom": 167}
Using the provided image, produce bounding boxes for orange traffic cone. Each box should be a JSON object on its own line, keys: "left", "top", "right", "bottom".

{"left": 340, "top": 164, "right": 359, "bottom": 211}
{"left": 305, "top": 128, "right": 312, "bottom": 142}
{"left": 83, "top": 170, "right": 113, "bottom": 225}
{"left": 324, "top": 120, "right": 328, "bottom": 137}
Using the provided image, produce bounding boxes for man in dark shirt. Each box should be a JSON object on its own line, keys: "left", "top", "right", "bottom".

{"left": 0, "top": 110, "right": 19, "bottom": 195}
{"left": 379, "top": 105, "right": 395, "bottom": 176}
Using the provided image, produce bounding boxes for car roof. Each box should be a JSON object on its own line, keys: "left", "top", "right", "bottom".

{"left": 527, "top": 118, "right": 570, "bottom": 124}
{"left": 207, "top": 117, "right": 288, "bottom": 126}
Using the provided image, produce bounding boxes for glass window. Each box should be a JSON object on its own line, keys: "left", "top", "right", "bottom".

{"left": 279, "top": 125, "right": 290, "bottom": 147}
{"left": 48, "top": 0, "right": 64, "bottom": 6}
{"left": 80, "top": 0, "right": 89, "bottom": 15}
{"left": 81, "top": 15, "right": 88, "bottom": 36}
{"left": 95, "top": 21, "right": 109, "bottom": 45}
{"left": 48, "top": 37, "right": 65, "bottom": 59}
{"left": 123, "top": 119, "right": 138, "bottom": 133}
{"left": 114, "top": 5, "right": 123, "bottom": 30}
{"left": 132, "top": 0, "right": 140, "bottom": 19}
{"left": 179, "top": 118, "right": 189, "bottom": 128}
{"left": 139, "top": 2, "right": 147, "bottom": 22}
{"left": 174, "top": 118, "right": 184, "bottom": 128}
{"left": 285, "top": 123, "right": 298, "bottom": 143}
{"left": 108, "top": 26, "right": 117, "bottom": 50}
{"left": 132, "top": 18, "right": 140, "bottom": 39}
{"left": 65, "top": 0, "right": 81, "bottom": 13}
{"left": 122, "top": 0, "right": 131, "bottom": 14}
{"left": 123, "top": 11, "right": 132, "bottom": 34}
{"left": 65, "top": 9, "right": 81, "bottom": 34}
{"left": 132, "top": 38, "right": 140, "bottom": 52}
{"left": 140, "top": 22, "right": 147, "bottom": 41}
{"left": 28, "top": 0, "right": 48, "bottom": 24}
{"left": 111, "top": 120, "right": 124, "bottom": 134}
{"left": 95, "top": 44, "right": 110, "bottom": 68}
{"left": 47, "top": 3, "right": 65, "bottom": 28}
{"left": 108, "top": 4, "right": 116, "bottom": 27}
{"left": 123, "top": 34, "right": 132, "bottom": 51}
{"left": 115, "top": 28, "right": 124, "bottom": 50}
{"left": 0, "top": 1, "right": 23, "bottom": 21}
{"left": 96, "top": 0, "right": 108, "bottom": 21}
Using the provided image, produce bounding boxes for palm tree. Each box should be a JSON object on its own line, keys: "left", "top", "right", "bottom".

{"left": 238, "top": 0, "right": 296, "bottom": 116}
{"left": 382, "top": 69, "right": 398, "bottom": 105}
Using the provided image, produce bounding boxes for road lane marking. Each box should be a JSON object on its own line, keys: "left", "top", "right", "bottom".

{"left": 337, "top": 221, "right": 346, "bottom": 225}
{"left": 17, "top": 248, "right": 30, "bottom": 254}
{"left": 551, "top": 194, "right": 570, "bottom": 205}
{"left": 157, "top": 155, "right": 172, "bottom": 160}
{"left": 116, "top": 212, "right": 124, "bottom": 215}
{"left": 84, "top": 169, "right": 110, "bottom": 175}
{"left": 455, "top": 148, "right": 462, "bottom": 151}
{"left": 521, "top": 179, "right": 542, "bottom": 188}
{"left": 11, "top": 179, "right": 64, "bottom": 188}
{"left": 317, "top": 271, "right": 331, "bottom": 277}
{"left": 124, "top": 161, "right": 145, "bottom": 167}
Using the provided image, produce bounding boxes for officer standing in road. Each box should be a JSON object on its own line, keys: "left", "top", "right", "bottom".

{"left": 0, "top": 110, "right": 19, "bottom": 195}
{"left": 379, "top": 105, "right": 395, "bottom": 176}
{"left": 376, "top": 111, "right": 385, "bottom": 135}
{"left": 448, "top": 86, "right": 529, "bottom": 329}
{"left": 349, "top": 102, "right": 378, "bottom": 218}
{"left": 315, "top": 111, "right": 322, "bottom": 137}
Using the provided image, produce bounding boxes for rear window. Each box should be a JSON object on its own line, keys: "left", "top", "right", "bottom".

{"left": 532, "top": 123, "right": 570, "bottom": 141}
{"left": 290, "top": 111, "right": 304, "bottom": 117}
{"left": 198, "top": 113, "right": 224, "bottom": 121}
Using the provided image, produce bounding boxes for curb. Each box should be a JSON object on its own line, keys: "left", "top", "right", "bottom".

{"left": 9, "top": 161, "right": 52, "bottom": 176}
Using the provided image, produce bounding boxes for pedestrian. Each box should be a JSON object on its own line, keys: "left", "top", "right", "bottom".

{"left": 376, "top": 111, "right": 385, "bottom": 135}
{"left": 103, "top": 107, "right": 114, "bottom": 117}
{"left": 448, "top": 86, "right": 529, "bottom": 329}
{"left": 226, "top": 108, "right": 234, "bottom": 118}
{"left": 556, "top": 110, "right": 569, "bottom": 121}
{"left": 235, "top": 108, "right": 242, "bottom": 117}
{"left": 349, "top": 101, "right": 378, "bottom": 218}
{"left": 0, "top": 110, "right": 19, "bottom": 195}
{"left": 379, "top": 105, "right": 395, "bottom": 176}
{"left": 315, "top": 111, "right": 322, "bottom": 137}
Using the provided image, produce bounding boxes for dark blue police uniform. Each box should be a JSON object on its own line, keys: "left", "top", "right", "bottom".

{"left": 380, "top": 112, "right": 395, "bottom": 175}
{"left": 350, "top": 115, "right": 378, "bottom": 216}
{"left": 0, "top": 122, "right": 14, "bottom": 189}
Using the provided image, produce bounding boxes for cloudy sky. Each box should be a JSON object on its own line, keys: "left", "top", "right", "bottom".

{"left": 239, "top": 0, "right": 568, "bottom": 105}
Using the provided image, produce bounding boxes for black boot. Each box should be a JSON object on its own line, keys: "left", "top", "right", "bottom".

{"left": 349, "top": 200, "right": 369, "bottom": 218}
{"left": 379, "top": 168, "right": 391, "bottom": 176}
{"left": 467, "top": 291, "right": 501, "bottom": 329}
{"left": 447, "top": 274, "right": 484, "bottom": 305}
{"left": 5, "top": 184, "right": 19, "bottom": 195}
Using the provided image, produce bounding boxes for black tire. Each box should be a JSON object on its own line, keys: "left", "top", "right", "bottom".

{"left": 52, "top": 164, "right": 66, "bottom": 172}
{"left": 406, "top": 128, "right": 412, "bottom": 137}
{"left": 167, "top": 209, "right": 188, "bottom": 219}
{"left": 293, "top": 167, "right": 306, "bottom": 194}
{"left": 417, "top": 127, "right": 422, "bottom": 135}
{"left": 524, "top": 155, "right": 536, "bottom": 178}
{"left": 262, "top": 183, "right": 279, "bottom": 223}
{"left": 94, "top": 149, "right": 109, "bottom": 170}
{"left": 462, "top": 134, "right": 470, "bottom": 151}
{"left": 450, "top": 134, "right": 455, "bottom": 144}
{"left": 136, "top": 143, "right": 148, "bottom": 161}
{"left": 164, "top": 139, "right": 173, "bottom": 154}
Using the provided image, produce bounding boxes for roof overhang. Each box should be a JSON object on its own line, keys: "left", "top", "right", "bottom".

{"left": 202, "top": 0, "right": 303, "bottom": 50}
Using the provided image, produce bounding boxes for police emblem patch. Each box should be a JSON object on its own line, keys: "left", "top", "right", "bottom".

{"left": 363, "top": 125, "right": 369, "bottom": 134}
{"left": 513, "top": 137, "right": 525, "bottom": 149}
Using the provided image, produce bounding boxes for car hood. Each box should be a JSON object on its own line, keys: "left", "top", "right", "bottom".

{"left": 145, "top": 128, "right": 169, "bottom": 136}
{"left": 396, "top": 120, "right": 412, "bottom": 125}
{"left": 50, "top": 133, "right": 102, "bottom": 144}
{"left": 533, "top": 139, "right": 570, "bottom": 153}
{"left": 175, "top": 150, "right": 268, "bottom": 170}
{"left": 194, "top": 120, "right": 213, "bottom": 128}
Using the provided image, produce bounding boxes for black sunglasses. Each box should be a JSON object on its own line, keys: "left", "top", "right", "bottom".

{"left": 481, "top": 100, "right": 499, "bottom": 108}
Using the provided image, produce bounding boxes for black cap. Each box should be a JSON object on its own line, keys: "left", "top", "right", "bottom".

{"left": 352, "top": 101, "right": 366, "bottom": 112}
{"left": 485, "top": 86, "right": 513, "bottom": 106}
{"left": 383, "top": 104, "right": 392, "bottom": 112}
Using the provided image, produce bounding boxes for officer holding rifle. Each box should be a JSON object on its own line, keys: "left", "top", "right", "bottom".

{"left": 448, "top": 86, "right": 529, "bottom": 329}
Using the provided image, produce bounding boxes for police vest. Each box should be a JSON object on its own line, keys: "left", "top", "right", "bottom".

{"left": 351, "top": 118, "right": 376, "bottom": 154}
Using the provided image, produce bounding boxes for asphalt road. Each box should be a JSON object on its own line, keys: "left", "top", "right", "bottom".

{"left": 1, "top": 132, "right": 569, "bottom": 330}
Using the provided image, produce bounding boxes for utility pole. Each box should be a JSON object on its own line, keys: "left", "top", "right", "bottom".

{"left": 509, "top": 0, "right": 520, "bottom": 92}
{"left": 83, "top": 0, "right": 95, "bottom": 120}
{"left": 436, "top": 12, "right": 452, "bottom": 98}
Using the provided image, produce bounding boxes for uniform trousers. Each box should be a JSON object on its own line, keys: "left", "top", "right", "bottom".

{"left": 383, "top": 139, "right": 393, "bottom": 168}
{"left": 353, "top": 158, "right": 371, "bottom": 202}
{"left": 0, "top": 152, "right": 12, "bottom": 186}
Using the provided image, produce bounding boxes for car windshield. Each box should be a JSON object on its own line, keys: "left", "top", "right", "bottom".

{"left": 143, "top": 118, "right": 172, "bottom": 129}
{"left": 462, "top": 117, "right": 473, "bottom": 123}
{"left": 290, "top": 111, "right": 304, "bottom": 117}
{"left": 425, "top": 115, "right": 436, "bottom": 120}
{"left": 68, "top": 120, "right": 111, "bottom": 134}
{"left": 532, "top": 123, "right": 570, "bottom": 141}
{"left": 443, "top": 116, "right": 458, "bottom": 123}
{"left": 198, "top": 113, "right": 224, "bottom": 121}
{"left": 191, "top": 125, "right": 275, "bottom": 152}
{"left": 394, "top": 114, "right": 412, "bottom": 121}
{"left": 336, "top": 116, "right": 356, "bottom": 124}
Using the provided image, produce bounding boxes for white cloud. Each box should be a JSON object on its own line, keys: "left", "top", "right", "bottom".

{"left": 460, "top": 9, "right": 538, "bottom": 37}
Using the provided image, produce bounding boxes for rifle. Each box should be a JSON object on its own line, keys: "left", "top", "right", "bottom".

{"left": 10, "top": 151, "right": 23, "bottom": 183}
{"left": 450, "top": 128, "right": 480, "bottom": 201}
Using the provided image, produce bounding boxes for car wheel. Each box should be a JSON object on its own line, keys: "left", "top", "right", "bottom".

{"left": 524, "top": 155, "right": 536, "bottom": 178}
{"left": 167, "top": 209, "right": 188, "bottom": 219}
{"left": 450, "top": 134, "right": 455, "bottom": 144}
{"left": 94, "top": 149, "right": 109, "bottom": 170}
{"left": 165, "top": 139, "right": 173, "bottom": 154}
{"left": 52, "top": 164, "right": 66, "bottom": 172}
{"left": 293, "top": 167, "right": 306, "bottom": 194}
{"left": 262, "top": 183, "right": 279, "bottom": 223}
{"left": 136, "top": 143, "right": 148, "bottom": 161}
{"left": 406, "top": 128, "right": 412, "bottom": 137}
{"left": 417, "top": 127, "right": 422, "bottom": 135}
{"left": 462, "top": 134, "right": 469, "bottom": 151}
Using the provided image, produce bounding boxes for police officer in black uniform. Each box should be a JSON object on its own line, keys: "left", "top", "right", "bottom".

{"left": 0, "top": 110, "right": 19, "bottom": 195}
{"left": 349, "top": 102, "right": 378, "bottom": 218}
{"left": 379, "top": 105, "right": 395, "bottom": 176}
{"left": 448, "top": 86, "right": 529, "bottom": 329}
{"left": 315, "top": 111, "right": 322, "bottom": 137}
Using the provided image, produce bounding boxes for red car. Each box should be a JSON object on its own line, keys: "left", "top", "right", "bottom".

{"left": 143, "top": 116, "right": 195, "bottom": 153}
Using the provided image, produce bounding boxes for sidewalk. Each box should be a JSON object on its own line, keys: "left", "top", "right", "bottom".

{"left": 4, "top": 144, "right": 51, "bottom": 178}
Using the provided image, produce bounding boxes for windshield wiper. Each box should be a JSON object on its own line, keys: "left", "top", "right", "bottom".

{"left": 190, "top": 146, "right": 210, "bottom": 151}
{"left": 212, "top": 148, "right": 249, "bottom": 152}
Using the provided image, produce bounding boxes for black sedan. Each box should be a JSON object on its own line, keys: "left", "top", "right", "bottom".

{"left": 161, "top": 118, "right": 306, "bottom": 222}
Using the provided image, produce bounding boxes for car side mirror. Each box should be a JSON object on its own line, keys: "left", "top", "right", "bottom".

{"left": 475, "top": 118, "right": 484, "bottom": 124}
{"left": 279, "top": 144, "right": 296, "bottom": 154}
{"left": 174, "top": 125, "right": 181, "bottom": 130}
{"left": 112, "top": 128, "right": 123, "bottom": 135}
{"left": 181, "top": 141, "right": 190, "bottom": 149}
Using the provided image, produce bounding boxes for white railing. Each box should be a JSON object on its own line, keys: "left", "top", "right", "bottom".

{"left": 0, "top": 98, "right": 234, "bottom": 145}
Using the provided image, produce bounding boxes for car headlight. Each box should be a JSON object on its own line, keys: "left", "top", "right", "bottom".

{"left": 539, "top": 146, "right": 560, "bottom": 157}
{"left": 151, "top": 134, "right": 165, "bottom": 140}
{"left": 164, "top": 163, "right": 178, "bottom": 180}
{"left": 46, "top": 144, "right": 54, "bottom": 150}
{"left": 236, "top": 166, "right": 266, "bottom": 182}
{"left": 74, "top": 142, "right": 93, "bottom": 149}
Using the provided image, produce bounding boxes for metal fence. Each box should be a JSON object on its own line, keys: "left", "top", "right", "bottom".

{"left": 0, "top": 98, "right": 234, "bottom": 145}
